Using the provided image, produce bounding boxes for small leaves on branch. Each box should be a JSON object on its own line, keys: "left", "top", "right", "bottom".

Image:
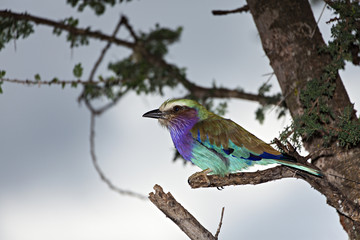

{"left": 53, "top": 17, "right": 90, "bottom": 48}
{"left": 325, "top": 0, "right": 360, "bottom": 66}
{"left": 278, "top": 0, "right": 360, "bottom": 150}
{"left": 73, "top": 63, "right": 83, "bottom": 79}
{"left": 255, "top": 82, "right": 285, "bottom": 124}
{"left": 0, "top": 13, "right": 34, "bottom": 50}
{"left": 67, "top": 0, "right": 132, "bottom": 15}
{"left": 0, "top": 70, "right": 6, "bottom": 78}
{"left": 34, "top": 73, "right": 41, "bottom": 81}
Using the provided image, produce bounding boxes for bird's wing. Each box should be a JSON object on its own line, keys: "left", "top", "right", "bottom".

{"left": 190, "top": 116, "right": 281, "bottom": 158}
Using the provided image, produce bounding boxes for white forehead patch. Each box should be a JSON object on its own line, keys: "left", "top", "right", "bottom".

{"left": 159, "top": 100, "right": 187, "bottom": 112}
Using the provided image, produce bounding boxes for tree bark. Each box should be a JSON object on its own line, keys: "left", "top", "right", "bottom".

{"left": 149, "top": 185, "right": 217, "bottom": 240}
{"left": 246, "top": 0, "right": 360, "bottom": 239}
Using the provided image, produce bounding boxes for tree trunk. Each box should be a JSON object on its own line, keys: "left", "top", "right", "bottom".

{"left": 246, "top": 0, "right": 360, "bottom": 239}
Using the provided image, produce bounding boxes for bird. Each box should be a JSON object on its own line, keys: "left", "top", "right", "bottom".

{"left": 142, "top": 98, "right": 322, "bottom": 177}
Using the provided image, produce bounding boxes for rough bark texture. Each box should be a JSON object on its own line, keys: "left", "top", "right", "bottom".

{"left": 246, "top": 0, "right": 360, "bottom": 239}
{"left": 149, "top": 185, "right": 216, "bottom": 240}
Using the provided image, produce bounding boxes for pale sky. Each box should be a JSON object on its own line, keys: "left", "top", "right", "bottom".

{"left": 1, "top": 1, "right": 359, "bottom": 239}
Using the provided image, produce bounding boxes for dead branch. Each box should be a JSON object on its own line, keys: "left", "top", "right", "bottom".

{"left": 214, "top": 207, "right": 225, "bottom": 240}
{"left": 149, "top": 184, "right": 219, "bottom": 240}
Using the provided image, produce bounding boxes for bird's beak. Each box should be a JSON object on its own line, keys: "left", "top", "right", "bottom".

{"left": 142, "top": 109, "right": 164, "bottom": 119}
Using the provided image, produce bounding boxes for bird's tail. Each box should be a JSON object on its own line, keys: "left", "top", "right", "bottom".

{"left": 275, "top": 159, "right": 323, "bottom": 177}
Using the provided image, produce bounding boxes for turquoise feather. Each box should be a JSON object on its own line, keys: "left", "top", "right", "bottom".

{"left": 143, "top": 99, "right": 322, "bottom": 177}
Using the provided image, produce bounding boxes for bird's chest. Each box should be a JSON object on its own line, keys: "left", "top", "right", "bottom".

{"left": 170, "top": 129, "right": 194, "bottom": 161}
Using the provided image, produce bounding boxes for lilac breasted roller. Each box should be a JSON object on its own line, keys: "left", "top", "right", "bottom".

{"left": 143, "top": 99, "right": 322, "bottom": 177}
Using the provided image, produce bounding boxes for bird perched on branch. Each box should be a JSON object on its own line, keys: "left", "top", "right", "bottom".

{"left": 143, "top": 99, "right": 322, "bottom": 177}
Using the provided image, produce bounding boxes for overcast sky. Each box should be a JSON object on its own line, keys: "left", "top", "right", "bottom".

{"left": 1, "top": 1, "right": 359, "bottom": 239}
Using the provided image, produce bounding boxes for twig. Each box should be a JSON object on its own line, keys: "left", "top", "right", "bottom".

{"left": 89, "top": 112, "right": 147, "bottom": 200}
{"left": 149, "top": 184, "right": 216, "bottom": 240}
{"left": 121, "top": 16, "right": 138, "bottom": 41}
{"left": 82, "top": 15, "right": 128, "bottom": 113}
{"left": 1, "top": 78, "right": 100, "bottom": 86}
{"left": 212, "top": 5, "right": 249, "bottom": 15}
{"left": 214, "top": 207, "right": 225, "bottom": 240}
{"left": 311, "top": 2, "right": 327, "bottom": 38}
{"left": 88, "top": 15, "right": 125, "bottom": 82}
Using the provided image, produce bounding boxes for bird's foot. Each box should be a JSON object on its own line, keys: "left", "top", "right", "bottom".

{"left": 189, "top": 169, "right": 212, "bottom": 187}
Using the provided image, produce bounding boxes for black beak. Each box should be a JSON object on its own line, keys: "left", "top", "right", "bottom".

{"left": 142, "top": 109, "right": 163, "bottom": 119}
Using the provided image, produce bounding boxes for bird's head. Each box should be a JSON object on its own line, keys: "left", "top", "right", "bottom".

{"left": 142, "top": 99, "right": 209, "bottom": 129}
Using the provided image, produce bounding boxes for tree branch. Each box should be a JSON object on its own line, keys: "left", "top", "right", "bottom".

{"left": 138, "top": 50, "right": 282, "bottom": 106}
{"left": 0, "top": 10, "right": 135, "bottom": 49}
{"left": 89, "top": 112, "right": 147, "bottom": 200}
{"left": 149, "top": 184, "right": 219, "bottom": 240}
{"left": 212, "top": 5, "right": 249, "bottom": 15}
{"left": 188, "top": 166, "right": 299, "bottom": 189}
{"left": 188, "top": 165, "right": 360, "bottom": 222}
{"left": 1, "top": 77, "right": 99, "bottom": 86}
{"left": 214, "top": 207, "right": 225, "bottom": 240}
{"left": 88, "top": 15, "right": 124, "bottom": 82}
{"left": 1, "top": 10, "right": 282, "bottom": 107}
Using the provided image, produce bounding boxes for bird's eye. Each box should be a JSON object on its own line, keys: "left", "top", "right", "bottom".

{"left": 173, "top": 106, "right": 181, "bottom": 112}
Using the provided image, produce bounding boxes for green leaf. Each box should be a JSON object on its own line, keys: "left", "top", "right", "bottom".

{"left": 73, "top": 63, "right": 83, "bottom": 78}
{"left": 0, "top": 70, "right": 6, "bottom": 78}
{"left": 0, "top": 81, "right": 3, "bottom": 94}
{"left": 34, "top": 73, "right": 41, "bottom": 81}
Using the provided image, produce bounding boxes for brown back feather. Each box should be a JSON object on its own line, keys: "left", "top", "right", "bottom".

{"left": 190, "top": 115, "right": 280, "bottom": 155}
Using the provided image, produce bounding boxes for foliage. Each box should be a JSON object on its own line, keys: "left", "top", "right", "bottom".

{"left": 255, "top": 82, "right": 285, "bottom": 124}
{"left": 0, "top": 15, "right": 34, "bottom": 50}
{"left": 53, "top": 17, "right": 90, "bottom": 48}
{"left": 73, "top": 63, "right": 83, "bottom": 79}
{"left": 279, "top": 0, "right": 360, "bottom": 149}
{"left": 80, "top": 25, "right": 183, "bottom": 102}
{"left": 67, "top": 0, "right": 132, "bottom": 15}
{"left": 337, "top": 106, "right": 360, "bottom": 148}
{"left": 34, "top": 73, "right": 41, "bottom": 81}
{"left": 326, "top": 0, "right": 360, "bottom": 66}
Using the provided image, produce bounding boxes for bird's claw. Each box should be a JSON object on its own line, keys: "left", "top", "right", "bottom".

{"left": 189, "top": 169, "right": 212, "bottom": 187}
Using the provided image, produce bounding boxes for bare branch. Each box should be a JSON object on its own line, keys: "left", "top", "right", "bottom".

{"left": 88, "top": 15, "right": 125, "bottom": 82}
{"left": 0, "top": 10, "right": 135, "bottom": 49}
{"left": 212, "top": 5, "right": 249, "bottom": 15}
{"left": 121, "top": 16, "right": 138, "bottom": 42}
{"left": 90, "top": 112, "right": 147, "bottom": 200}
{"left": 188, "top": 166, "right": 299, "bottom": 189}
{"left": 1, "top": 78, "right": 99, "bottom": 86}
{"left": 214, "top": 207, "right": 225, "bottom": 240}
{"left": 82, "top": 15, "right": 130, "bottom": 114}
{"left": 149, "top": 184, "right": 216, "bottom": 240}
